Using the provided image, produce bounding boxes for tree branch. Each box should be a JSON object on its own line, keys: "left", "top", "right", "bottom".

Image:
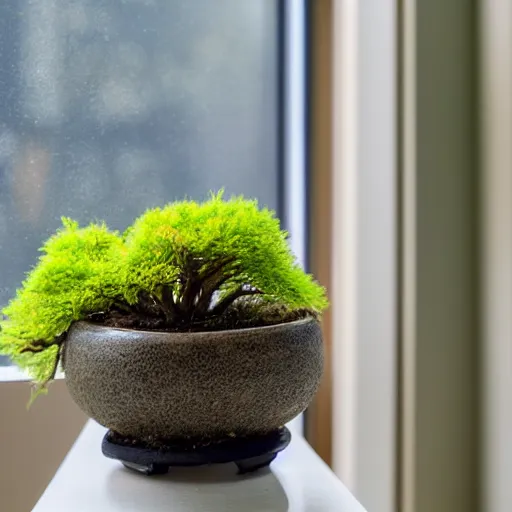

{"left": 19, "top": 332, "right": 66, "bottom": 354}
{"left": 181, "top": 278, "right": 201, "bottom": 314}
{"left": 210, "top": 286, "right": 263, "bottom": 317}
{"left": 161, "top": 286, "right": 181, "bottom": 320}
{"left": 174, "top": 257, "right": 239, "bottom": 319}
{"left": 136, "top": 291, "right": 165, "bottom": 318}
{"left": 195, "top": 272, "right": 236, "bottom": 316}
{"left": 20, "top": 345, "right": 45, "bottom": 354}
{"left": 47, "top": 346, "right": 62, "bottom": 381}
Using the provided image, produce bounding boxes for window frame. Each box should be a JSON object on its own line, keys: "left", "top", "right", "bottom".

{"left": 308, "top": 2, "right": 479, "bottom": 512}
{"left": 480, "top": 1, "right": 512, "bottom": 511}
{"left": 331, "top": 2, "right": 398, "bottom": 511}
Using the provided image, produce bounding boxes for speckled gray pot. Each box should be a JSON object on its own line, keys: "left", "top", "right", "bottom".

{"left": 63, "top": 319, "right": 323, "bottom": 439}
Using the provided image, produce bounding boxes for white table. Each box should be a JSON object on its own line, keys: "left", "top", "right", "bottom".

{"left": 34, "top": 421, "right": 366, "bottom": 512}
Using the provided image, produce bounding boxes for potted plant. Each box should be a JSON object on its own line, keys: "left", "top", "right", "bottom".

{"left": 0, "top": 193, "right": 327, "bottom": 474}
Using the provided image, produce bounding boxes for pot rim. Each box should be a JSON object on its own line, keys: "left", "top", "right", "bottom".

{"left": 70, "top": 316, "right": 318, "bottom": 341}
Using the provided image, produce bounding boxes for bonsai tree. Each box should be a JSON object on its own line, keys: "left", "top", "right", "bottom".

{"left": 0, "top": 193, "right": 327, "bottom": 399}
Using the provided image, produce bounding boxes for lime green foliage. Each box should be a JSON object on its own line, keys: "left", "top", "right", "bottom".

{"left": 0, "top": 193, "right": 328, "bottom": 395}
{"left": 123, "top": 193, "right": 327, "bottom": 323}
{"left": 0, "top": 219, "right": 124, "bottom": 398}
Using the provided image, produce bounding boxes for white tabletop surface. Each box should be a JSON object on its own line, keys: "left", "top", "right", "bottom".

{"left": 34, "top": 421, "right": 366, "bottom": 512}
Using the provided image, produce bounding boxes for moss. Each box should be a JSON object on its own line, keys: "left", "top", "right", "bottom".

{"left": 0, "top": 192, "right": 328, "bottom": 398}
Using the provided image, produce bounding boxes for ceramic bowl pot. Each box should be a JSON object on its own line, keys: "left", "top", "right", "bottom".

{"left": 63, "top": 318, "right": 323, "bottom": 439}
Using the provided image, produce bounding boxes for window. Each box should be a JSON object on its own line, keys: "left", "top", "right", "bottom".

{"left": 0, "top": 0, "right": 296, "bottom": 368}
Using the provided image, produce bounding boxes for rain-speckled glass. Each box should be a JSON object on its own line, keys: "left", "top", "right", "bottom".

{"left": 0, "top": 0, "right": 279, "bottom": 365}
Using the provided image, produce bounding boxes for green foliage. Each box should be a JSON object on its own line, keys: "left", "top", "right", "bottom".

{"left": 123, "top": 192, "right": 327, "bottom": 322}
{"left": 0, "top": 220, "right": 124, "bottom": 396}
{"left": 0, "top": 193, "right": 328, "bottom": 396}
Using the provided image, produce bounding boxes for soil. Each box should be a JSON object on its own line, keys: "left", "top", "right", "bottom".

{"left": 107, "top": 429, "right": 276, "bottom": 451}
{"left": 88, "top": 299, "right": 315, "bottom": 333}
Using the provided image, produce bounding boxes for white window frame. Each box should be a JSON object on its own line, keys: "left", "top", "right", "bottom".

{"left": 331, "top": 2, "right": 479, "bottom": 512}
{"left": 331, "top": 2, "right": 397, "bottom": 512}
{"left": 480, "top": 1, "right": 512, "bottom": 511}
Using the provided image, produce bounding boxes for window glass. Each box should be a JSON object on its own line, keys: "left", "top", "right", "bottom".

{"left": 0, "top": 0, "right": 279, "bottom": 366}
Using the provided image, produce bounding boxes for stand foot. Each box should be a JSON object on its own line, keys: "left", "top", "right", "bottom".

{"left": 235, "top": 453, "right": 277, "bottom": 474}
{"left": 122, "top": 461, "right": 169, "bottom": 476}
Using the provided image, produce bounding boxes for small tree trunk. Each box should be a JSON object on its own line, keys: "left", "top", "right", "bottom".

{"left": 210, "top": 287, "right": 263, "bottom": 317}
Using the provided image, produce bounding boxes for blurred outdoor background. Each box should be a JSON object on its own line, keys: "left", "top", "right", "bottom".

{"left": 0, "top": 0, "right": 279, "bottom": 366}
